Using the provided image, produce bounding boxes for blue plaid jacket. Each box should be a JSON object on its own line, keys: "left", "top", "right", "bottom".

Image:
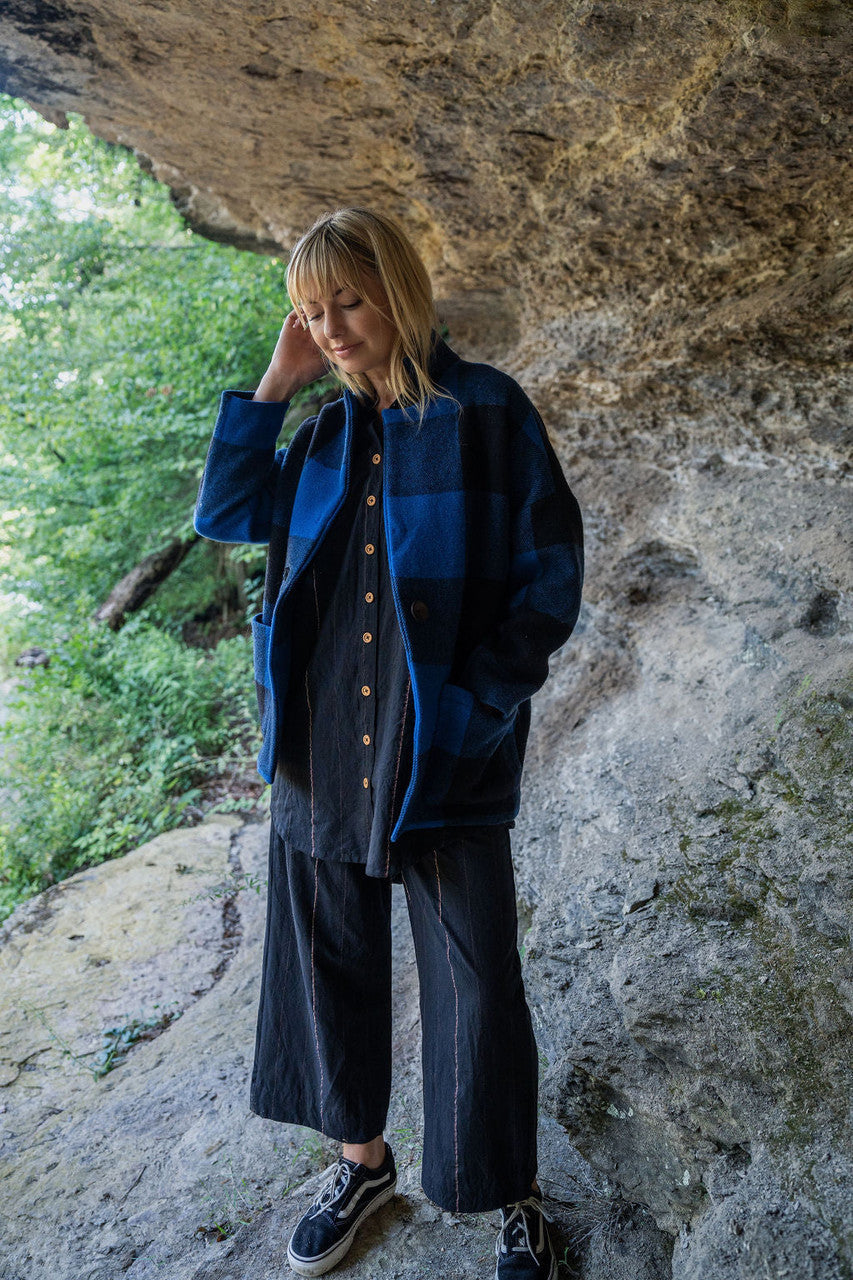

{"left": 194, "top": 335, "right": 583, "bottom": 840}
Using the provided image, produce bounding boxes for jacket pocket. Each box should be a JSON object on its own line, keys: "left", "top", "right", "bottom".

{"left": 250, "top": 612, "right": 273, "bottom": 726}
{"left": 425, "top": 680, "right": 521, "bottom": 808}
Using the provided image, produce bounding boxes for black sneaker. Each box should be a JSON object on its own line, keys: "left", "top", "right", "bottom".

{"left": 286, "top": 1142, "right": 397, "bottom": 1276}
{"left": 494, "top": 1187, "right": 557, "bottom": 1280}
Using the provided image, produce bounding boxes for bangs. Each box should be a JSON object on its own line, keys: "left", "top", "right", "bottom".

{"left": 283, "top": 206, "right": 445, "bottom": 424}
{"left": 287, "top": 225, "right": 374, "bottom": 310}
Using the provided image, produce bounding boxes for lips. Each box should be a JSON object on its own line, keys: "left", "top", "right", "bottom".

{"left": 332, "top": 342, "right": 361, "bottom": 357}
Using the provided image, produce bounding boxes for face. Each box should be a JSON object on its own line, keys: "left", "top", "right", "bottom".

{"left": 300, "top": 272, "right": 397, "bottom": 388}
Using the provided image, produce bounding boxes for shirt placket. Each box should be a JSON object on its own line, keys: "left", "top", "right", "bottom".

{"left": 359, "top": 425, "right": 382, "bottom": 806}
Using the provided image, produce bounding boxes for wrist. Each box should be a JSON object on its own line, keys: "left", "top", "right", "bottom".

{"left": 253, "top": 369, "right": 301, "bottom": 403}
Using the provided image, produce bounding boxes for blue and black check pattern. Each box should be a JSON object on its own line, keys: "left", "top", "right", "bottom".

{"left": 194, "top": 334, "right": 584, "bottom": 840}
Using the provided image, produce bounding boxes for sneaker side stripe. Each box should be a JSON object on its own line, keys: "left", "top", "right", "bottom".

{"left": 335, "top": 1170, "right": 393, "bottom": 1220}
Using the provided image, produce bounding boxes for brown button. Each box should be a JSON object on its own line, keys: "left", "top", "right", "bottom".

{"left": 410, "top": 599, "right": 430, "bottom": 621}
{"left": 366, "top": 494, "right": 376, "bottom": 506}
{"left": 363, "top": 632, "right": 372, "bottom": 643}
{"left": 363, "top": 734, "right": 371, "bottom": 745}
{"left": 362, "top": 776, "right": 369, "bottom": 789}
{"left": 365, "top": 543, "right": 375, "bottom": 555}
{"left": 372, "top": 452, "right": 381, "bottom": 464}
{"left": 365, "top": 591, "right": 374, "bottom": 603}
{"left": 361, "top": 685, "right": 371, "bottom": 697}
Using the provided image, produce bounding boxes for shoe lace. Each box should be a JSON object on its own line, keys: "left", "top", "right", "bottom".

{"left": 495, "top": 1194, "right": 555, "bottom": 1262}
{"left": 309, "top": 1159, "right": 353, "bottom": 1218}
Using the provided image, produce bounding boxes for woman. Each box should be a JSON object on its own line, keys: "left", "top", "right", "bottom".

{"left": 194, "top": 207, "right": 583, "bottom": 1279}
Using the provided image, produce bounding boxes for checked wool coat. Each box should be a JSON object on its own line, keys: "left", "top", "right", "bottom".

{"left": 193, "top": 333, "right": 584, "bottom": 842}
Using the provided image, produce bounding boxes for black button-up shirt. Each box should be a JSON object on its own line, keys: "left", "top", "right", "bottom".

{"left": 270, "top": 400, "right": 449, "bottom": 882}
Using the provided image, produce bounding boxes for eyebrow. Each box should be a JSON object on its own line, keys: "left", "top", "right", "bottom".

{"left": 304, "top": 287, "right": 345, "bottom": 305}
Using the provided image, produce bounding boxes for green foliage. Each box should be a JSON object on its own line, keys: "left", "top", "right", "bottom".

{"left": 93, "top": 1005, "right": 183, "bottom": 1077}
{"left": 0, "top": 95, "right": 335, "bottom": 918}
{"left": 0, "top": 96, "right": 291, "bottom": 612}
{"left": 20, "top": 997, "right": 183, "bottom": 1079}
{"left": 0, "top": 614, "right": 258, "bottom": 916}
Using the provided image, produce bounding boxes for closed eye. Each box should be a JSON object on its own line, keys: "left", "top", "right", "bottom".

{"left": 306, "top": 300, "right": 360, "bottom": 323}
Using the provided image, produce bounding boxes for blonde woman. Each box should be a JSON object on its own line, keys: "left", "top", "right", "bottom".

{"left": 194, "top": 207, "right": 583, "bottom": 1279}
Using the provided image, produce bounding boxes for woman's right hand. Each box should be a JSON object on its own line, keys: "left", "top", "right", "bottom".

{"left": 253, "top": 308, "right": 329, "bottom": 402}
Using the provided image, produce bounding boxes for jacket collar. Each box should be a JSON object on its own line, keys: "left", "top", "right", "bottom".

{"left": 424, "top": 330, "right": 460, "bottom": 382}
{"left": 287, "top": 333, "right": 459, "bottom": 602}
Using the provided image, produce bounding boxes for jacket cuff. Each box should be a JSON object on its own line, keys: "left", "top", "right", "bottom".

{"left": 212, "top": 389, "right": 289, "bottom": 446}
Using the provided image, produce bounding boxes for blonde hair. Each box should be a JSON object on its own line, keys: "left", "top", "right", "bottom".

{"left": 286, "top": 208, "right": 443, "bottom": 421}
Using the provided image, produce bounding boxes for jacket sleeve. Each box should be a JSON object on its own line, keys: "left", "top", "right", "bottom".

{"left": 193, "top": 390, "right": 296, "bottom": 545}
{"left": 455, "top": 390, "right": 584, "bottom": 720}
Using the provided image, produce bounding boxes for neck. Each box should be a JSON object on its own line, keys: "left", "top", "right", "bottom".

{"left": 369, "top": 374, "right": 395, "bottom": 412}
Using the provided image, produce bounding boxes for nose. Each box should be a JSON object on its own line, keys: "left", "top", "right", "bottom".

{"left": 324, "top": 307, "right": 344, "bottom": 341}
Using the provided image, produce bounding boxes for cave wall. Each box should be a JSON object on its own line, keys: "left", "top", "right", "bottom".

{"left": 3, "top": 1, "right": 850, "bottom": 360}
{"left": 1, "top": 3, "right": 851, "bottom": 1277}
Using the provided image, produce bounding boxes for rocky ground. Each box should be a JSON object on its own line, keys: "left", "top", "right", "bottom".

{"left": 0, "top": 816, "right": 672, "bottom": 1280}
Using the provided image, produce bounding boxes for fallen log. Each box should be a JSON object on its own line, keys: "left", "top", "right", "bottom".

{"left": 93, "top": 535, "right": 199, "bottom": 631}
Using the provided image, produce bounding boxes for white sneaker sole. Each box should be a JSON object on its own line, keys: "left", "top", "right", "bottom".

{"left": 287, "top": 1179, "right": 397, "bottom": 1277}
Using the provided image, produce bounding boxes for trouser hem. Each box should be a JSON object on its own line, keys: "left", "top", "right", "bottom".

{"left": 248, "top": 1098, "right": 387, "bottom": 1147}
{"left": 420, "top": 1165, "right": 539, "bottom": 1214}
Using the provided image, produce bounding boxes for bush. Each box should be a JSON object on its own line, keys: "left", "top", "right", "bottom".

{"left": 0, "top": 97, "right": 338, "bottom": 920}
{"left": 0, "top": 613, "right": 259, "bottom": 920}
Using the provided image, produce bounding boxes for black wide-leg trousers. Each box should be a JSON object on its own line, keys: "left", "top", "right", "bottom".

{"left": 249, "top": 822, "right": 540, "bottom": 1213}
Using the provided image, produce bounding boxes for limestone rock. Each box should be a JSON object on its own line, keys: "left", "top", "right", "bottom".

{"left": 0, "top": 2, "right": 849, "bottom": 360}
{"left": 517, "top": 455, "right": 852, "bottom": 1268}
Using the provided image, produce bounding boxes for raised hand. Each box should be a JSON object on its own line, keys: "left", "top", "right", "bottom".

{"left": 253, "top": 307, "right": 330, "bottom": 402}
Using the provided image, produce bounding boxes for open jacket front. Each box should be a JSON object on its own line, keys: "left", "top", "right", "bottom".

{"left": 194, "top": 334, "right": 584, "bottom": 842}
